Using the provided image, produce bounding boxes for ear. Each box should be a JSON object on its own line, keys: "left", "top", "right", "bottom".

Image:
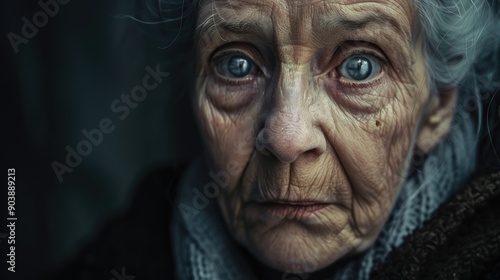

{"left": 416, "top": 88, "right": 458, "bottom": 154}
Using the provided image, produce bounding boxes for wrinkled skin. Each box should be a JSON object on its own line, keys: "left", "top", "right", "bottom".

{"left": 193, "top": 0, "right": 456, "bottom": 274}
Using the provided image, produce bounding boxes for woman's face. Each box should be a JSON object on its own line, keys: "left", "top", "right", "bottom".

{"left": 194, "top": 0, "right": 443, "bottom": 273}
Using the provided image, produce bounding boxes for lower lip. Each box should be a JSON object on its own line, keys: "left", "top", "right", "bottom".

{"left": 257, "top": 203, "right": 330, "bottom": 219}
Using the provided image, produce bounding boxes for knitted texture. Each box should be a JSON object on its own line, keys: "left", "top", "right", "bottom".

{"left": 372, "top": 171, "right": 500, "bottom": 280}
{"left": 172, "top": 157, "right": 257, "bottom": 280}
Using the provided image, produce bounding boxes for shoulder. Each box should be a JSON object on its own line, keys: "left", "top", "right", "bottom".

{"left": 45, "top": 163, "right": 187, "bottom": 280}
{"left": 372, "top": 171, "right": 500, "bottom": 280}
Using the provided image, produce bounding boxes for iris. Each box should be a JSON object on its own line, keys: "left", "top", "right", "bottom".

{"left": 341, "top": 55, "right": 379, "bottom": 81}
{"left": 221, "top": 56, "right": 254, "bottom": 78}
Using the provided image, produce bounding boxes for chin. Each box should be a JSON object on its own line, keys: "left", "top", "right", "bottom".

{"left": 241, "top": 221, "right": 354, "bottom": 273}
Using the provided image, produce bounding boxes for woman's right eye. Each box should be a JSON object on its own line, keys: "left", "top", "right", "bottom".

{"left": 216, "top": 55, "right": 256, "bottom": 79}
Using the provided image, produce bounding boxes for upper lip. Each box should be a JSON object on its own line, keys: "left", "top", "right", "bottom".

{"left": 249, "top": 187, "right": 334, "bottom": 205}
{"left": 254, "top": 199, "right": 332, "bottom": 205}
{"left": 271, "top": 200, "right": 325, "bottom": 205}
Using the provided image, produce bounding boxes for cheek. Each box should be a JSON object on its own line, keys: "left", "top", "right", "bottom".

{"left": 195, "top": 84, "right": 258, "bottom": 190}
{"left": 324, "top": 79, "right": 426, "bottom": 233}
{"left": 384, "top": 83, "right": 424, "bottom": 168}
{"left": 381, "top": 54, "right": 430, "bottom": 177}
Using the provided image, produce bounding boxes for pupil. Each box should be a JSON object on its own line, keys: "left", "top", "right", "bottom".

{"left": 228, "top": 56, "right": 251, "bottom": 78}
{"left": 346, "top": 57, "right": 371, "bottom": 80}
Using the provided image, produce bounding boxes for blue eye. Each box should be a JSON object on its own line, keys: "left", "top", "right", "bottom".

{"left": 217, "top": 55, "right": 255, "bottom": 78}
{"left": 340, "top": 55, "right": 380, "bottom": 81}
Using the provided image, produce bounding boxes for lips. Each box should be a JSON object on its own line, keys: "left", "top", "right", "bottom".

{"left": 252, "top": 200, "right": 331, "bottom": 219}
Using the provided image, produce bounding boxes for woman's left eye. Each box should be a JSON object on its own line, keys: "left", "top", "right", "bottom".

{"left": 339, "top": 55, "right": 381, "bottom": 81}
{"left": 216, "top": 55, "right": 256, "bottom": 78}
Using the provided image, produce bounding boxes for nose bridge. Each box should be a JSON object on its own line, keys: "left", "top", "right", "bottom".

{"left": 256, "top": 63, "right": 323, "bottom": 163}
{"left": 270, "top": 63, "right": 309, "bottom": 134}
{"left": 275, "top": 63, "right": 307, "bottom": 109}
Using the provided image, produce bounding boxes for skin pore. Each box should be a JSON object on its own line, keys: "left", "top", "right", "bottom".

{"left": 193, "top": 0, "right": 456, "bottom": 274}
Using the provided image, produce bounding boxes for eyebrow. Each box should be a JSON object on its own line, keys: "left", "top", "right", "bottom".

{"left": 330, "top": 14, "right": 405, "bottom": 35}
{"left": 220, "top": 20, "right": 273, "bottom": 39}
{"left": 196, "top": 13, "right": 274, "bottom": 42}
{"left": 222, "top": 19, "right": 269, "bottom": 34}
{"left": 338, "top": 16, "right": 385, "bottom": 29}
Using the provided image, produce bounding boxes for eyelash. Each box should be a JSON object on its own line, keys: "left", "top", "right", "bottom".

{"left": 342, "top": 49, "right": 387, "bottom": 64}
{"left": 212, "top": 49, "right": 243, "bottom": 62}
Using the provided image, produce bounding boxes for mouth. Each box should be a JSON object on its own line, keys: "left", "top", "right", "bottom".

{"left": 252, "top": 200, "right": 331, "bottom": 220}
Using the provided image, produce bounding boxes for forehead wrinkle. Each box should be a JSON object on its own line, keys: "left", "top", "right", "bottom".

{"left": 270, "top": 2, "right": 323, "bottom": 65}
{"left": 217, "top": 15, "right": 274, "bottom": 42}
{"left": 286, "top": 1, "right": 314, "bottom": 44}
{"left": 196, "top": 0, "right": 274, "bottom": 42}
{"left": 313, "top": 2, "right": 413, "bottom": 41}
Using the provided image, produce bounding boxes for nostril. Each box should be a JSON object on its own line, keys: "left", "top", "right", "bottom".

{"left": 256, "top": 131, "right": 278, "bottom": 160}
{"left": 256, "top": 129, "right": 315, "bottom": 163}
{"left": 256, "top": 131, "right": 267, "bottom": 150}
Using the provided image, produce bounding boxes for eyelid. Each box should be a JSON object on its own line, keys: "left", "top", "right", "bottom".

{"left": 211, "top": 42, "right": 270, "bottom": 65}
{"left": 210, "top": 43, "right": 264, "bottom": 66}
{"left": 338, "top": 48, "right": 387, "bottom": 66}
{"left": 212, "top": 49, "right": 251, "bottom": 63}
{"left": 333, "top": 41, "right": 389, "bottom": 65}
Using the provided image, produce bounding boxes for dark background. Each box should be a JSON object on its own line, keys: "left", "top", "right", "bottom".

{"left": 2, "top": 1, "right": 200, "bottom": 279}
{"left": 2, "top": 1, "right": 499, "bottom": 280}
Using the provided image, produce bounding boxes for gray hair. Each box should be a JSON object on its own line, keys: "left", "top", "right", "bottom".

{"left": 411, "top": 0, "right": 499, "bottom": 181}
{"left": 416, "top": 0, "right": 499, "bottom": 93}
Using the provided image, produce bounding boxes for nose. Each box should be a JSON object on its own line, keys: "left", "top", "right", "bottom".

{"left": 256, "top": 67, "right": 325, "bottom": 163}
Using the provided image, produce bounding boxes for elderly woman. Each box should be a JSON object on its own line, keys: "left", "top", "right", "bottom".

{"left": 51, "top": 0, "right": 500, "bottom": 279}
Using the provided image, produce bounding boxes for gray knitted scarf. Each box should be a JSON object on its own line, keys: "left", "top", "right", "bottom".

{"left": 171, "top": 109, "right": 477, "bottom": 279}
